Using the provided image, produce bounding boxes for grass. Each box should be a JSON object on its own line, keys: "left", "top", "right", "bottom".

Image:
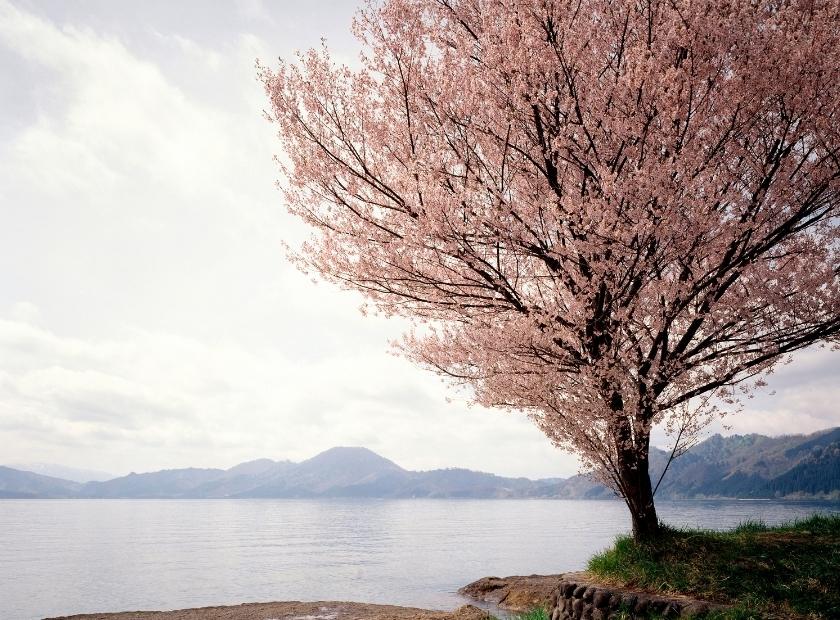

{"left": 586, "top": 514, "right": 840, "bottom": 619}
{"left": 504, "top": 609, "right": 550, "bottom": 620}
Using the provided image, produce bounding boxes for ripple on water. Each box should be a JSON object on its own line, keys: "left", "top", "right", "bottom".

{"left": 0, "top": 498, "right": 838, "bottom": 620}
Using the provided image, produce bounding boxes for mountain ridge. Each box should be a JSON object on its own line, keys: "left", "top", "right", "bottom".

{"left": 6, "top": 462, "right": 114, "bottom": 483}
{"left": 2, "top": 430, "right": 839, "bottom": 500}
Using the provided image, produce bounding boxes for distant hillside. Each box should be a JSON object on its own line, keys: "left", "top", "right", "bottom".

{"left": 766, "top": 442, "right": 840, "bottom": 497}
{"left": 653, "top": 427, "right": 840, "bottom": 499}
{"left": 0, "top": 466, "right": 81, "bottom": 498}
{"left": 7, "top": 463, "right": 114, "bottom": 483}
{"left": 562, "top": 427, "right": 840, "bottom": 500}
{"left": 2, "top": 428, "right": 839, "bottom": 500}
{"left": 81, "top": 467, "right": 227, "bottom": 499}
{"left": 240, "top": 447, "right": 405, "bottom": 497}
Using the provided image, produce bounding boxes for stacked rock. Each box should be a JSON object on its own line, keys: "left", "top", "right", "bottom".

{"left": 548, "top": 576, "right": 714, "bottom": 619}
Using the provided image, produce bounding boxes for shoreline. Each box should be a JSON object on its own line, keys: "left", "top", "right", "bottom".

{"left": 45, "top": 600, "right": 492, "bottom": 620}
{"left": 43, "top": 576, "right": 564, "bottom": 620}
{"left": 43, "top": 573, "right": 731, "bottom": 620}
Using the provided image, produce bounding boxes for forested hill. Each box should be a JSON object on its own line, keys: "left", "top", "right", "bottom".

{"left": 2, "top": 428, "right": 839, "bottom": 499}
{"left": 566, "top": 426, "right": 840, "bottom": 500}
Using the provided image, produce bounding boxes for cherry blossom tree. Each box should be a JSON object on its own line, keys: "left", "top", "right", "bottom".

{"left": 262, "top": 0, "right": 840, "bottom": 538}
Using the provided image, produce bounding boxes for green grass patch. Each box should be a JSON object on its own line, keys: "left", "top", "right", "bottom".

{"left": 504, "top": 608, "right": 549, "bottom": 620}
{"left": 587, "top": 513, "right": 840, "bottom": 619}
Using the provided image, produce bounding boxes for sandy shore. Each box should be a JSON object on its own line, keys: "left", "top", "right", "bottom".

{"left": 45, "top": 600, "right": 494, "bottom": 620}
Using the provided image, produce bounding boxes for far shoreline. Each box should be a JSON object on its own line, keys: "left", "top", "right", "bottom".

{"left": 4, "top": 496, "right": 840, "bottom": 501}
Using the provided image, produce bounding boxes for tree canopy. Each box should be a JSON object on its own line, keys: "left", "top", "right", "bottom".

{"left": 262, "top": 0, "right": 840, "bottom": 537}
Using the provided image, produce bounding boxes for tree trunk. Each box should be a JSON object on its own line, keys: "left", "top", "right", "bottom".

{"left": 622, "top": 459, "right": 660, "bottom": 540}
{"left": 610, "top": 393, "right": 661, "bottom": 540}
{"left": 615, "top": 418, "right": 660, "bottom": 540}
{"left": 624, "top": 464, "right": 659, "bottom": 541}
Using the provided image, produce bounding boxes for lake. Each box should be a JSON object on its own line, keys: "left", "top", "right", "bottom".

{"left": 1, "top": 499, "right": 838, "bottom": 620}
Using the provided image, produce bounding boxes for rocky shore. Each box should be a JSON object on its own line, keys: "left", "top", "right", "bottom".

{"left": 460, "top": 574, "right": 727, "bottom": 619}
{"left": 458, "top": 575, "right": 563, "bottom": 612}
{"left": 46, "top": 573, "right": 724, "bottom": 620}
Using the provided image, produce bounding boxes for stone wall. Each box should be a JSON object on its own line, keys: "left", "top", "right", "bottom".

{"left": 549, "top": 573, "right": 720, "bottom": 619}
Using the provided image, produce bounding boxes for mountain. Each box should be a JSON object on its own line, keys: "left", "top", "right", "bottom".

{"left": 241, "top": 447, "right": 405, "bottom": 497}
{"left": 2, "top": 429, "right": 838, "bottom": 499}
{"left": 398, "top": 468, "right": 548, "bottom": 499}
{"left": 767, "top": 441, "right": 840, "bottom": 497}
{"left": 0, "top": 466, "right": 82, "bottom": 498}
{"left": 652, "top": 427, "right": 840, "bottom": 499}
{"left": 556, "top": 427, "right": 840, "bottom": 500}
{"left": 81, "top": 467, "right": 227, "bottom": 499}
{"left": 7, "top": 463, "right": 114, "bottom": 483}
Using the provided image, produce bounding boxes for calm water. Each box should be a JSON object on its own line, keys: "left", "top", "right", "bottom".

{"left": 1, "top": 499, "right": 838, "bottom": 620}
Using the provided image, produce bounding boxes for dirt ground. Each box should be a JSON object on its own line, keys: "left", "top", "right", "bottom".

{"left": 47, "top": 601, "right": 493, "bottom": 620}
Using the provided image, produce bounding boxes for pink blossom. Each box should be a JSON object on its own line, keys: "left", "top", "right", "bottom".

{"left": 262, "top": 0, "right": 840, "bottom": 538}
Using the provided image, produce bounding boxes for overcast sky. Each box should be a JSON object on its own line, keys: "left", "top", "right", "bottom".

{"left": 0, "top": 0, "right": 838, "bottom": 479}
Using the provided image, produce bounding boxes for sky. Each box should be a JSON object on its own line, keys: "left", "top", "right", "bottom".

{"left": 0, "top": 0, "right": 838, "bottom": 480}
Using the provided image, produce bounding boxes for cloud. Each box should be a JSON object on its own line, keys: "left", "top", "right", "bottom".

{"left": 718, "top": 347, "right": 840, "bottom": 437}
{"left": 0, "top": 309, "right": 582, "bottom": 477}
{"left": 649, "top": 346, "right": 840, "bottom": 449}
